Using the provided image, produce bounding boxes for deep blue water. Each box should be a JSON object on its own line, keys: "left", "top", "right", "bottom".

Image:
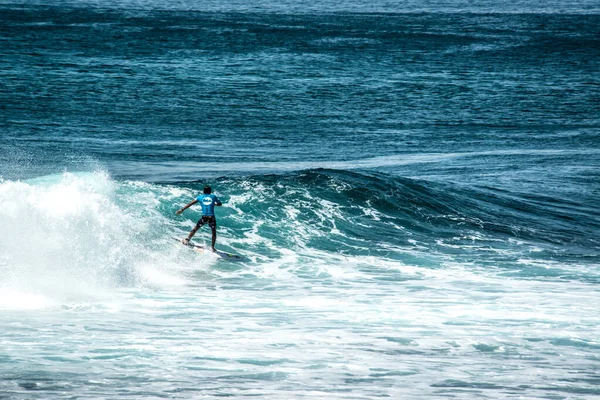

{"left": 1, "top": 1, "right": 599, "bottom": 399}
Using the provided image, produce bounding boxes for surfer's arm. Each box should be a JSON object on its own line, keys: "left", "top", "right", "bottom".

{"left": 176, "top": 199, "right": 198, "bottom": 215}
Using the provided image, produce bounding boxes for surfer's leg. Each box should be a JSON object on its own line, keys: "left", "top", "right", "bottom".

{"left": 210, "top": 229, "right": 217, "bottom": 251}
{"left": 208, "top": 217, "right": 217, "bottom": 251}
{"left": 185, "top": 218, "right": 206, "bottom": 243}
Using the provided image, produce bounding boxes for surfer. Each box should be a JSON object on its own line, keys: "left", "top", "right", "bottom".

{"left": 176, "top": 185, "right": 222, "bottom": 252}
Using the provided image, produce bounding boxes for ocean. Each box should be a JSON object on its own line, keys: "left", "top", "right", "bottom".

{"left": 1, "top": 0, "right": 599, "bottom": 398}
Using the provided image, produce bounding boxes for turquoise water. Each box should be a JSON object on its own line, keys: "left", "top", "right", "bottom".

{"left": 1, "top": 1, "right": 599, "bottom": 398}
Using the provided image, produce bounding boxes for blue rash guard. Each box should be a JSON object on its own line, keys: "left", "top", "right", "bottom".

{"left": 196, "top": 194, "right": 221, "bottom": 216}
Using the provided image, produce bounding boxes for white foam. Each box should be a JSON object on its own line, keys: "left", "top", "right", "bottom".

{"left": 136, "top": 263, "right": 187, "bottom": 288}
{"left": 0, "top": 171, "right": 190, "bottom": 308}
{"left": 0, "top": 287, "right": 56, "bottom": 310}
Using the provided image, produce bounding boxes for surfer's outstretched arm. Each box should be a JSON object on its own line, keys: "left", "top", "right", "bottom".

{"left": 176, "top": 199, "right": 198, "bottom": 215}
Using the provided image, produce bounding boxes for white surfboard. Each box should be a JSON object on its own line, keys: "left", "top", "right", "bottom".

{"left": 173, "top": 238, "right": 245, "bottom": 261}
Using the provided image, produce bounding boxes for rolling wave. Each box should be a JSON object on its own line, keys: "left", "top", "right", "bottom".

{"left": 0, "top": 167, "right": 598, "bottom": 309}
{"left": 215, "top": 169, "right": 599, "bottom": 250}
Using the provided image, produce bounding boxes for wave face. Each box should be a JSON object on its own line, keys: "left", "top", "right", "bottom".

{"left": 216, "top": 169, "right": 600, "bottom": 266}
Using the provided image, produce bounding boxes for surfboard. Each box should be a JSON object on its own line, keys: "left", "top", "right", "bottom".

{"left": 173, "top": 238, "right": 245, "bottom": 261}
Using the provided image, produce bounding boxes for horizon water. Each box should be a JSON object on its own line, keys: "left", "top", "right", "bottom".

{"left": 1, "top": 0, "right": 599, "bottom": 398}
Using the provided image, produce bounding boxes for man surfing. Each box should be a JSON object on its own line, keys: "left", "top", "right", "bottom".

{"left": 176, "top": 185, "right": 222, "bottom": 252}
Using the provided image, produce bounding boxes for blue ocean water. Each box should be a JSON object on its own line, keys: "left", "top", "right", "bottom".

{"left": 1, "top": 0, "right": 599, "bottom": 398}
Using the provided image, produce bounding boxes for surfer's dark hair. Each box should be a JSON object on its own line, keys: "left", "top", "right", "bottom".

{"left": 203, "top": 186, "right": 212, "bottom": 194}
